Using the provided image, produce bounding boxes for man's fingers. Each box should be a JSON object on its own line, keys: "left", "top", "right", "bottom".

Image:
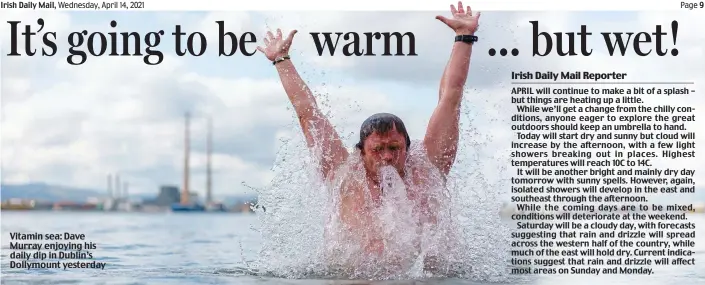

{"left": 457, "top": 1, "right": 464, "bottom": 14}
{"left": 436, "top": 15, "right": 451, "bottom": 27}
{"left": 256, "top": 46, "right": 265, "bottom": 54}
{"left": 263, "top": 37, "right": 270, "bottom": 46}
{"left": 466, "top": 5, "right": 472, "bottom": 15}
{"left": 267, "top": 31, "right": 275, "bottom": 41}
{"left": 276, "top": 28, "right": 283, "bottom": 40}
{"left": 285, "top": 29, "right": 298, "bottom": 42}
{"left": 450, "top": 4, "right": 457, "bottom": 14}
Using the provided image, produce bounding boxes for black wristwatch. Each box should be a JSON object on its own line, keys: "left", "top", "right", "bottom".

{"left": 273, "top": 55, "right": 290, "bottom": 65}
{"left": 455, "top": 35, "right": 478, "bottom": 44}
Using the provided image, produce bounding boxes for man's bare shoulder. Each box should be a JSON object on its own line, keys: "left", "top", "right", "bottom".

{"left": 326, "top": 148, "right": 365, "bottom": 187}
{"left": 406, "top": 140, "right": 448, "bottom": 186}
{"left": 405, "top": 140, "right": 436, "bottom": 169}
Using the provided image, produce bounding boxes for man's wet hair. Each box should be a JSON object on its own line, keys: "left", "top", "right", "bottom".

{"left": 355, "top": 113, "right": 411, "bottom": 151}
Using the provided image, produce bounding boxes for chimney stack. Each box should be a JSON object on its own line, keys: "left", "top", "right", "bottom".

{"left": 123, "top": 181, "right": 129, "bottom": 199}
{"left": 115, "top": 174, "right": 121, "bottom": 199}
{"left": 107, "top": 174, "right": 113, "bottom": 198}
{"left": 181, "top": 112, "right": 190, "bottom": 204}
{"left": 206, "top": 116, "right": 212, "bottom": 205}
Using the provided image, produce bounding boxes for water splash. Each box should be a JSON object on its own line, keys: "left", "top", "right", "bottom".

{"left": 250, "top": 89, "right": 512, "bottom": 282}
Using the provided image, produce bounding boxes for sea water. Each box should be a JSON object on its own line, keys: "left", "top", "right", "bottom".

{"left": 2, "top": 212, "right": 703, "bottom": 284}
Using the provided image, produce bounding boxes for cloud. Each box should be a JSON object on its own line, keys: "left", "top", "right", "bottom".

{"left": 1, "top": 42, "right": 399, "bottom": 197}
{"left": 0, "top": 10, "right": 72, "bottom": 104}
{"left": 1, "top": 10, "right": 703, "bottom": 200}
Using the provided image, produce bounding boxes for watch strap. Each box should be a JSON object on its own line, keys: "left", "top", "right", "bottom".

{"left": 273, "top": 55, "right": 290, "bottom": 65}
{"left": 455, "top": 35, "right": 478, "bottom": 44}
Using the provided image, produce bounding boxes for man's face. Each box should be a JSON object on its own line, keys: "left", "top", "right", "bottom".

{"left": 361, "top": 125, "right": 407, "bottom": 181}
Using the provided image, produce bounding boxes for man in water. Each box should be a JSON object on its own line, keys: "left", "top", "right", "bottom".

{"left": 257, "top": 2, "right": 480, "bottom": 268}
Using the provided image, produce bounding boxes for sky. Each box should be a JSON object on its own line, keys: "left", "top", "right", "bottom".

{"left": 1, "top": 8, "right": 703, "bottom": 201}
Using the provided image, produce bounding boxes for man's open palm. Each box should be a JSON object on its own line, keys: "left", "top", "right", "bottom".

{"left": 436, "top": 1, "right": 481, "bottom": 35}
{"left": 257, "top": 28, "right": 298, "bottom": 61}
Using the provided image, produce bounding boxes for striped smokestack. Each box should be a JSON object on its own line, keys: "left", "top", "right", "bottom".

{"left": 115, "top": 174, "right": 121, "bottom": 199}
{"left": 181, "top": 112, "right": 190, "bottom": 204}
{"left": 107, "top": 174, "right": 113, "bottom": 198}
{"left": 206, "top": 116, "right": 212, "bottom": 205}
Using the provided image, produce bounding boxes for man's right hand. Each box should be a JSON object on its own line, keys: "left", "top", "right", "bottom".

{"left": 257, "top": 28, "right": 298, "bottom": 61}
{"left": 436, "top": 1, "right": 480, "bottom": 36}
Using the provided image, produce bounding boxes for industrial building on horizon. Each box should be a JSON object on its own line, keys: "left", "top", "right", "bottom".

{"left": 1, "top": 113, "right": 255, "bottom": 213}
{"left": 171, "top": 112, "right": 223, "bottom": 212}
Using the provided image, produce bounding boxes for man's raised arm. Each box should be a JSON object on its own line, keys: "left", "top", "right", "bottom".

{"left": 258, "top": 29, "right": 348, "bottom": 179}
{"left": 424, "top": 2, "right": 480, "bottom": 176}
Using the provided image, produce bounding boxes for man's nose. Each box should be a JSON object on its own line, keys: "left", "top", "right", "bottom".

{"left": 381, "top": 151, "right": 394, "bottom": 162}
